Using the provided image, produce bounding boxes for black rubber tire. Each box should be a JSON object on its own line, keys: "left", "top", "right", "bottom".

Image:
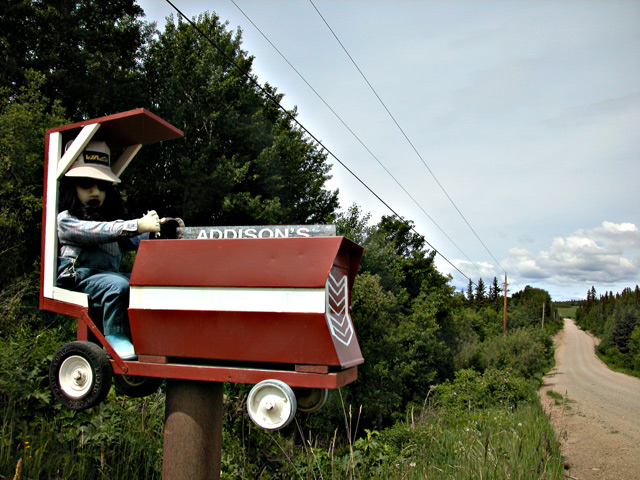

{"left": 295, "top": 388, "right": 329, "bottom": 413}
{"left": 113, "top": 374, "right": 163, "bottom": 398}
{"left": 49, "top": 341, "right": 112, "bottom": 410}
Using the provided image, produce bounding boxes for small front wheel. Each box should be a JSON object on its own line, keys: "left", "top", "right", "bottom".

{"left": 113, "top": 374, "right": 163, "bottom": 398}
{"left": 247, "top": 380, "right": 297, "bottom": 430}
{"left": 49, "top": 341, "right": 112, "bottom": 410}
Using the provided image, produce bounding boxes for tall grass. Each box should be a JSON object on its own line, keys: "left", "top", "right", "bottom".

{"left": 554, "top": 306, "right": 577, "bottom": 319}
{"left": 238, "top": 399, "right": 564, "bottom": 480}
{"left": 401, "top": 404, "right": 563, "bottom": 479}
{"left": 2, "top": 392, "right": 563, "bottom": 479}
{"left": 1, "top": 323, "right": 564, "bottom": 479}
{"left": 1, "top": 387, "right": 164, "bottom": 479}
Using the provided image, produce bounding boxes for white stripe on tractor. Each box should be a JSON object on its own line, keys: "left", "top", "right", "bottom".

{"left": 130, "top": 286, "right": 326, "bottom": 313}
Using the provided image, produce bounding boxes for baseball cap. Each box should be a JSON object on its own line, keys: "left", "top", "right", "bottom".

{"left": 64, "top": 140, "right": 121, "bottom": 183}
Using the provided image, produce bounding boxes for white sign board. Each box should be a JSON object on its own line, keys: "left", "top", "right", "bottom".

{"left": 178, "top": 225, "right": 336, "bottom": 240}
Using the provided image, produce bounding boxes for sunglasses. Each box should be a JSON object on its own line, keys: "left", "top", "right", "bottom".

{"left": 75, "top": 178, "right": 112, "bottom": 191}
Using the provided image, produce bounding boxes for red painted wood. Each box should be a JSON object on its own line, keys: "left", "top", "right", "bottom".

{"left": 128, "top": 310, "right": 356, "bottom": 367}
{"left": 112, "top": 360, "right": 358, "bottom": 389}
{"left": 45, "top": 108, "right": 184, "bottom": 148}
{"left": 296, "top": 365, "right": 330, "bottom": 373}
{"left": 138, "top": 355, "right": 169, "bottom": 364}
{"left": 40, "top": 297, "right": 88, "bottom": 318}
{"left": 128, "top": 236, "right": 363, "bottom": 371}
{"left": 129, "top": 237, "right": 362, "bottom": 288}
{"left": 39, "top": 111, "right": 363, "bottom": 390}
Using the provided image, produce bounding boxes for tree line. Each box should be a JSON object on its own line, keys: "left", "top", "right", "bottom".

{"left": 575, "top": 285, "right": 640, "bottom": 373}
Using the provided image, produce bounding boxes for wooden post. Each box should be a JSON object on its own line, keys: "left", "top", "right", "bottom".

{"left": 162, "top": 380, "right": 223, "bottom": 480}
{"left": 503, "top": 275, "right": 508, "bottom": 335}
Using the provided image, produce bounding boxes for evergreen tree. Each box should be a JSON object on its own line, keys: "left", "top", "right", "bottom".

{"left": 491, "top": 276, "right": 500, "bottom": 302}
{"left": 466, "top": 279, "right": 474, "bottom": 303}
{"left": 475, "top": 278, "right": 487, "bottom": 305}
{"left": 510, "top": 286, "right": 551, "bottom": 328}
{"left": 611, "top": 303, "right": 640, "bottom": 353}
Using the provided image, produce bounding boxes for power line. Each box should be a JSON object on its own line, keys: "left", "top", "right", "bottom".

{"left": 163, "top": 0, "right": 474, "bottom": 283}
{"left": 228, "top": 0, "right": 483, "bottom": 278}
{"left": 308, "top": 0, "right": 507, "bottom": 276}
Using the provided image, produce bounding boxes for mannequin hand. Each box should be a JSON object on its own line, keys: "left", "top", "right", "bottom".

{"left": 137, "top": 210, "right": 161, "bottom": 234}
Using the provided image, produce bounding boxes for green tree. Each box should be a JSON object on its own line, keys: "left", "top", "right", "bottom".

{"left": 0, "top": 0, "right": 150, "bottom": 118}
{"left": 334, "top": 203, "right": 372, "bottom": 245}
{"left": 510, "top": 285, "right": 551, "bottom": 328}
{"left": 348, "top": 272, "right": 405, "bottom": 427}
{"left": 332, "top": 211, "right": 458, "bottom": 429}
{"left": 0, "top": 72, "right": 68, "bottom": 292}
{"left": 611, "top": 303, "right": 639, "bottom": 353}
{"left": 466, "top": 278, "right": 474, "bottom": 303}
{"left": 628, "top": 325, "right": 640, "bottom": 370}
{"left": 126, "top": 12, "right": 338, "bottom": 224}
{"left": 490, "top": 276, "right": 500, "bottom": 302}
{"left": 474, "top": 278, "right": 487, "bottom": 305}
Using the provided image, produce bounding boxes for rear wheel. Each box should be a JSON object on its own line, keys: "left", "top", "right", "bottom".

{"left": 113, "top": 374, "right": 163, "bottom": 398}
{"left": 295, "top": 388, "right": 329, "bottom": 413}
{"left": 50, "top": 341, "right": 112, "bottom": 410}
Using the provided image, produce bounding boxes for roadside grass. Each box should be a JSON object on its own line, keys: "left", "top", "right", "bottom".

{"left": 554, "top": 305, "right": 578, "bottom": 319}
{"left": 1, "top": 394, "right": 565, "bottom": 480}
{"left": 259, "top": 401, "right": 565, "bottom": 480}
{"left": 545, "top": 390, "right": 574, "bottom": 408}
{"left": 375, "top": 402, "right": 564, "bottom": 480}
{"left": 1, "top": 323, "right": 565, "bottom": 479}
{"left": 0, "top": 392, "right": 165, "bottom": 480}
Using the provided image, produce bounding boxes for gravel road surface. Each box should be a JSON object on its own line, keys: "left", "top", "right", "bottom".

{"left": 539, "top": 318, "right": 640, "bottom": 480}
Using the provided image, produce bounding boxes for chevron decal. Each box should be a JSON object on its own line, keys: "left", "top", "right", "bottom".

{"left": 326, "top": 268, "right": 354, "bottom": 346}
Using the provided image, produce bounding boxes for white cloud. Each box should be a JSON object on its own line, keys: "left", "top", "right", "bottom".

{"left": 504, "top": 222, "right": 640, "bottom": 286}
{"left": 587, "top": 221, "right": 640, "bottom": 248}
{"left": 450, "top": 260, "right": 498, "bottom": 280}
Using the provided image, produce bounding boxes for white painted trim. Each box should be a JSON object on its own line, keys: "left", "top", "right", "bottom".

{"left": 325, "top": 273, "right": 354, "bottom": 346}
{"left": 43, "top": 125, "right": 136, "bottom": 307}
{"left": 45, "top": 126, "right": 101, "bottom": 301}
{"left": 129, "top": 286, "right": 326, "bottom": 313}
{"left": 43, "top": 132, "right": 62, "bottom": 300}
{"left": 56, "top": 124, "right": 101, "bottom": 179}
{"left": 112, "top": 144, "right": 142, "bottom": 177}
{"left": 52, "top": 287, "right": 89, "bottom": 307}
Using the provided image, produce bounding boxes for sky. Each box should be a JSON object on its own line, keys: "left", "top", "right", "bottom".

{"left": 137, "top": 0, "right": 640, "bottom": 301}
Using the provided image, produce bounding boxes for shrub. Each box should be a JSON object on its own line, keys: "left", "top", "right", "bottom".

{"left": 478, "top": 328, "right": 553, "bottom": 378}
{"left": 628, "top": 326, "right": 640, "bottom": 371}
{"left": 455, "top": 327, "right": 553, "bottom": 380}
{"left": 432, "top": 368, "right": 533, "bottom": 411}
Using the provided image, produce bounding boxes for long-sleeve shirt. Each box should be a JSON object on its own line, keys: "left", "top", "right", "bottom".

{"left": 57, "top": 210, "right": 147, "bottom": 272}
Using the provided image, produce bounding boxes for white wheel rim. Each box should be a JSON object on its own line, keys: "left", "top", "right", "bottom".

{"left": 248, "top": 381, "right": 296, "bottom": 430}
{"left": 59, "top": 355, "right": 93, "bottom": 398}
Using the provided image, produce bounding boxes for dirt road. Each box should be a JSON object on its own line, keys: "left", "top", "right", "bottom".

{"left": 539, "top": 318, "right": 640, "bottom": 480}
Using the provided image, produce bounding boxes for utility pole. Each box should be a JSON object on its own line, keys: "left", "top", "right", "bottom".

{"left": 542, "top": 303, "right": 545, "bottom": 329}
{"left": 503, "top": 274, "right": 508, "bottom": 335}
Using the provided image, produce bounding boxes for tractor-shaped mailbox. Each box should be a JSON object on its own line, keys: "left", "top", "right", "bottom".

{"left": 40, "top": 109, "right": 363, "bottom": 430}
